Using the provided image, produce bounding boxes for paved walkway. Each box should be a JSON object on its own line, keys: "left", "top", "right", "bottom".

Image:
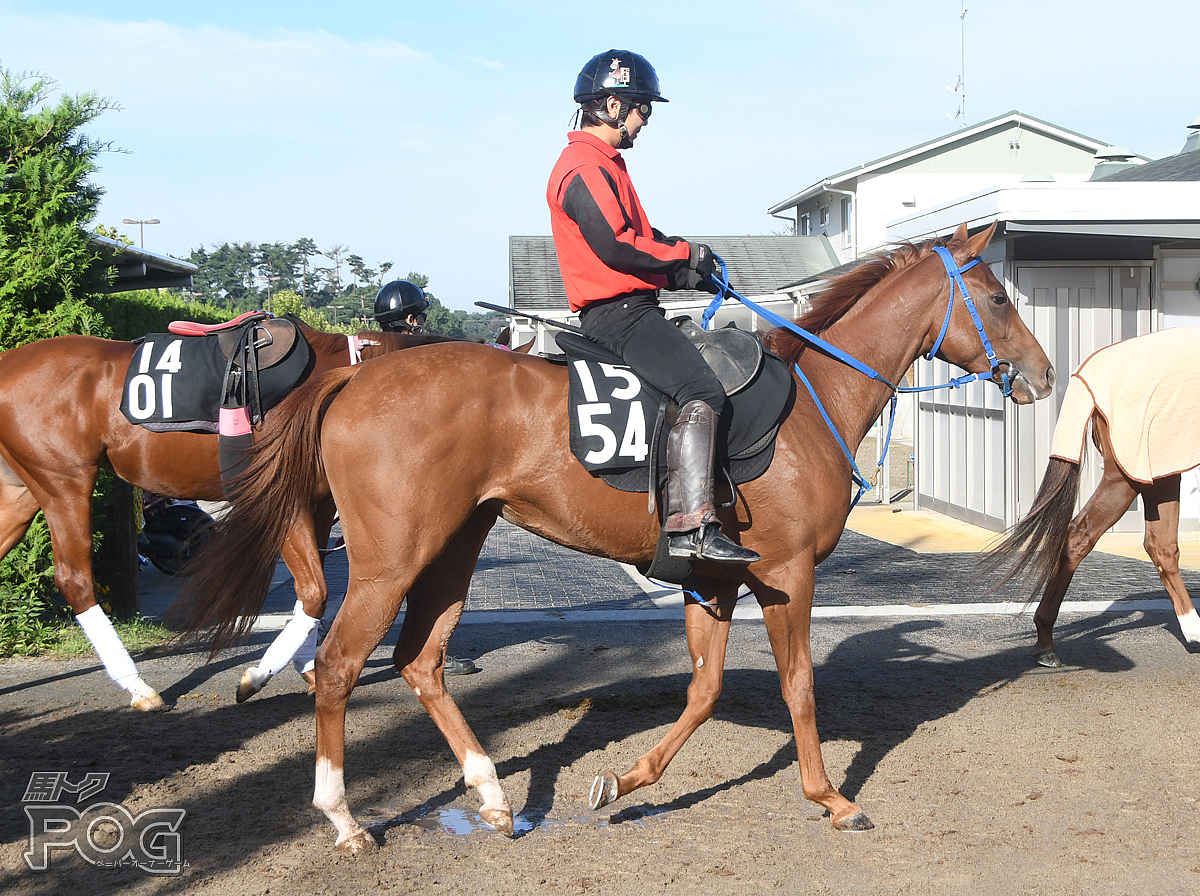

{"left": 139, "top": 500, "right": 1200, "bottom": 631}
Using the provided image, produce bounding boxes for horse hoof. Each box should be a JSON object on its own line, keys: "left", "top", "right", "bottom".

{"left": 480, "top": 808, "right": 514, "bottom": 837}
{"left": 130, "top": 692, "right": 168, "bottom": 712}
{"left": 334, "top": 830, "right": 379, "bottom": 855}
{"left": 832, "top": 810, "right": 875, "bottom": 832}
{"left": 236, "top": 667, "right": 270, "bottom": 703}
{"left": 301, "top": 669, "right": 317, "bottom": 695}
{"left": 589, "top": 771, "right": 619, "bottom": 810}
{"left": 1033, "top": 648, "right": 1062, "bottom": 668}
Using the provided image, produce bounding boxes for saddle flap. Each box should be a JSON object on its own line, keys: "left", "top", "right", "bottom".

{"left": 216, "top": 318, "right": 299, "bottom": 370}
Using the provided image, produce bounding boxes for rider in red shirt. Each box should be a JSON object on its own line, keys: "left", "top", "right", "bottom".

{"left": 547, "top": 51, "right": 759, "bottom": 566}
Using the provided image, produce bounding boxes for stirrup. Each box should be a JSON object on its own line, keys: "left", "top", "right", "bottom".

{"left": 667, "top": 522, "right": 759, "bottom": 564}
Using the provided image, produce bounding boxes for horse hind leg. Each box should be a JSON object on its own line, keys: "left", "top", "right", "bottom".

{"left": 1139, "top": 476, "right": 1200, "bottom": 648}
{"left": 312, "top": 570, "right": 410, "bottom": 854}
{"left": 1033, "top": 457, "right": 1136, "bottom": 668}
{"left": 590, "top": 582, "right": 736, "bottom": 812}
{"left": 391, "top": 511, "right": 511, "bottom": 833}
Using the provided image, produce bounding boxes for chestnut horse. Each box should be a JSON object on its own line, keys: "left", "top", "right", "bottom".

{"left": 178, "top": 223, "right": 1053, "bottom": 851}
{"left": 985, "top": 328, "right": 1200, "bottom": 667}
{"left": 0, "top": 321, "right": 451, "bottom": 710}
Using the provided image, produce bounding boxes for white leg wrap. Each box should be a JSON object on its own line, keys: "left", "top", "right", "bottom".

{"left": 1178, "top": 608, "right": 1200, "bottom": 644}
{"left": 258, "top": 601, "right": 319, "bottom": 677}
{"left": 292, "top": 609, "right": 320, "bottom": 674}
{"left": 75, "top": 605, "right": 143, "bottom": 692}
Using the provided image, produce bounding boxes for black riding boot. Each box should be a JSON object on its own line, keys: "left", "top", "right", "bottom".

{"left": 664, "top": 400, "right": 760, "bottom": 564}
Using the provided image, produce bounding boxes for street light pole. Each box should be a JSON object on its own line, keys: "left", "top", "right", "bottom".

{"left": 121, "top": 218, "right": 160, "bottom": 248}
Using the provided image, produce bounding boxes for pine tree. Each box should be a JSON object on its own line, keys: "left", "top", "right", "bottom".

{"left": 0, "top": 67, "right": 114, "bottom": 348}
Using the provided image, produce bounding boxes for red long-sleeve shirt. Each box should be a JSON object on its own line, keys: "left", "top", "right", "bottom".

{"left": 547, "top": 131, "right": 693, "bottom": 312}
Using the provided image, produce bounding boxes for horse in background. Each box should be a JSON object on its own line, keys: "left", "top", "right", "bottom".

{"left": 176, "top": 223, "right": 1053, "bottom": 852}
{"left": 985, "top": 328, "right": 1200, "bottom": 667}
{"left": 0, "top": 320, "right": 452, "bottom": 710}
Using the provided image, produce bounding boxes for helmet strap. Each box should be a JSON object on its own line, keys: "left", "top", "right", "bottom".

{"left": 591, "top": 98, "right": 634, "bottom": 148}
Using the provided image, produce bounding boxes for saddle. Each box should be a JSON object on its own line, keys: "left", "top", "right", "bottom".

{"left": 120, "top": 313, "right": 313, "bottom": 491}
{"left": 168, "top": 310, "right": 300, "bottom": 370}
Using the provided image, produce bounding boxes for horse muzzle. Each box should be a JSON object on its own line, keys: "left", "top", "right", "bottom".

{"left": 992, "top": 359, "right": 1054, "bottom": 404}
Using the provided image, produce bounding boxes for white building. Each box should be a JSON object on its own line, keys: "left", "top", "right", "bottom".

{"left": 888, "top": 118, "right": 1200, "bottom": 532}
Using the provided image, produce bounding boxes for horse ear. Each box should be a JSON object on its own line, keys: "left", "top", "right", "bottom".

{"left": 962, "top": 221, "right": 998, "bottom": 259}
{"left": 952, "top": 223, "right": 969, "bottom": 243}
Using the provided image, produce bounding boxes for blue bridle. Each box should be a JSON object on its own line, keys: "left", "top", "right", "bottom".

{"left": 700, "top": 246, "right": 1015, "bottom": 505}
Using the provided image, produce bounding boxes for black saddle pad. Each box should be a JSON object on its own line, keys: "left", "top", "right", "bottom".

{"left": 120, "top": 320, "right": 312, "bottom": 433}
{"left": 558, "top": 332, "right": 794, "bottom": 494}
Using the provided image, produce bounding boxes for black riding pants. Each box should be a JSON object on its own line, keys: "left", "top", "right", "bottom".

{"left": 578, "top": 293, "right": 727, "bottom": 417}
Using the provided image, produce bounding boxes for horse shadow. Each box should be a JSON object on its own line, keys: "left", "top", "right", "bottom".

{"left": 360, "top": 607, "right": 1156, "bottom": 842}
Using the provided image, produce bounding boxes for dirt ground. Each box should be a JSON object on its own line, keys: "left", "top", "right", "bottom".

{"left": 3, "top": 610, "right": 1200, "bottom": 896}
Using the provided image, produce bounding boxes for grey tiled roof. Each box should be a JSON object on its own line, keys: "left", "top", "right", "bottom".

{"left": 509, "top": 234, "right": 840, "bottom": 312}
{"left": 1095, "top": 150, "right": 1200, "bottom": 182}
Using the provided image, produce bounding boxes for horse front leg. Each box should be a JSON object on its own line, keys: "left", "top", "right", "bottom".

{"left": 1140, "top": 476, "right": 1200, "bottom": 646}
{"left": 757, "top": 563, "right": 871, "bottom": 831}
{"left": 590, "top": 584, "right": 735, "bottom": 810}
{"left": 40, "top": 486, "right": 166, "bottom": 711}
{"left": 392, "top": 512, "right": 512, "bottom": 832}
{"left": 237, "top": 500, "right": 336, "bottom": 702}
{"left": 1033, "top": 472, "right": 1135, "bottom": 667}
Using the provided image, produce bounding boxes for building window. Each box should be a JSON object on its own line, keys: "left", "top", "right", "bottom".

{"left": 799, "top": 213, "right": 811, "bottom": 236}
{"left": 840, "top": 196, "right": 852, "bottom": 247}
{"left": 818, "top": 205, "right": 829, "bottom": 228}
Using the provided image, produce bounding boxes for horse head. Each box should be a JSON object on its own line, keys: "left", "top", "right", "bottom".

{"left": 928, "top": 222, "right": 1054, "bottom": 405}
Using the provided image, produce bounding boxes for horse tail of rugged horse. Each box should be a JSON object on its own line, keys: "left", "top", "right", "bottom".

{"left": 172, "top": 366, "right": 357, "bottom": 651}
{"left": 983, "top": 376, "right": 1094, "bottom": 599}
{"left": 983, "top": 458, "right": 1081, "bottom": 599}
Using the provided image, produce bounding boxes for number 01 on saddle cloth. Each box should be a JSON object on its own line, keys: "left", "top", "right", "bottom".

{"left": 119, "top": 318, "right": 312, "bottom": 433}
{"left": 1049, "top": 327, "right": 1200, "bottom": 484}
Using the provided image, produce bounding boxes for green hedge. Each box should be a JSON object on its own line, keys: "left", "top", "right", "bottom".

{"left": 89, "top": 289, "right": 229, "bottom": 341}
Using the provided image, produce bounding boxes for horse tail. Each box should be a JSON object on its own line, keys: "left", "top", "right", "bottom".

{"left": 171, "top": 366, "right": 357, "bottom": 652}
{"left": 982, "top": 457, "right": 1081, "bottom": 600}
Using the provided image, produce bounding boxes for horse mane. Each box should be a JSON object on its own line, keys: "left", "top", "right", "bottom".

{"left": 761, "top": 235, "right": 956, "bottom": 366}
{"left": 291, "top": 318, "right": 459, "bottom": 360}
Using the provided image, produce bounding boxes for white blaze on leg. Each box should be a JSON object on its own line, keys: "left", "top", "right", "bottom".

{"left": 1178, "top": 608, "right": 1200, "bottom": 644}
{"left": 463, "top": 750, "right": 507, "bottom": 814}
{"left": 258, "top": 601, "right": 319, "bottom": 677}
{"left": 314, "top": 757, "right": 364, "bottom": 845}
{"left": 75, "top": 605, "right": 155, "bottom": 697}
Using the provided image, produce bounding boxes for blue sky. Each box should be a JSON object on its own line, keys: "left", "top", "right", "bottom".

{"left": 2, "top": 1, "right": 1196, "bottom": 310}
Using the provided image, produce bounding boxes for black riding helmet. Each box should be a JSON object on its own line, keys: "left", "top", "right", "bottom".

{"left": 574, "top": 50, "right": 668, "bottom": 104}
{"left": 574, "top": 51, "right": 666, "bottom": 150}
{"left": 374, "top": 280, "right": 430, "bottom": 332}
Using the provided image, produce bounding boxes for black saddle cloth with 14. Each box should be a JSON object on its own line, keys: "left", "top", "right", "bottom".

{"left": 119, "top": 316, "right": 312, "bottom": 433}
{"left": 558, "top": 328, "right": 794, "bottom": 494}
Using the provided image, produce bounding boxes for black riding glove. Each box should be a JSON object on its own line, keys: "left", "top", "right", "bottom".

{"left": 670, "top": 242, "right": 720, "bottom": 294}
{"left": 690, "top": 242, "right": 717, "bottom": 280}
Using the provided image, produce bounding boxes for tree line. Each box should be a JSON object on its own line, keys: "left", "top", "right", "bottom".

{"left": 182, "top": 241, "right": 506, "bottom": 341}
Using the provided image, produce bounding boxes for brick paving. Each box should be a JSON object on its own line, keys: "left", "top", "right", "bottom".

{"left": 238, "top": 517, "right": 1197, "bottom": 619}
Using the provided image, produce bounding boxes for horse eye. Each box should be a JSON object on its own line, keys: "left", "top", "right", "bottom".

{"left": 991, "top": 293, "right": 1008, "bottom": 306}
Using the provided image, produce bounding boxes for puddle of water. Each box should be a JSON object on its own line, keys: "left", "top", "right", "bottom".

{"left": 361, "top": 802, "right": 673, "bottom": 837}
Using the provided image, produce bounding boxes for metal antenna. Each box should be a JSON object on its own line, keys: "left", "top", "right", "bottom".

{"left": 946, "top": 3, "right": 968, "bottom": 126}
